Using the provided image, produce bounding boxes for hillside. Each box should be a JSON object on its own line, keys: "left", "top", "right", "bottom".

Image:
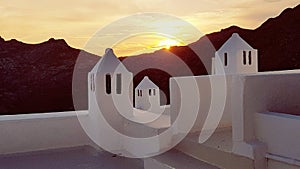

{"left": 0, "top": 38, "right": 98, "bottom": 114}
{"left": 0, "top": 4, "right": 299, "bottom": 114}
{"left": 123, "top": 4, "right": 300, "bottom": 104}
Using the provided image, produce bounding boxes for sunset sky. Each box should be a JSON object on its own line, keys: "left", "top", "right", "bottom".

{"left": 0, "top": 0, "right": 299, "bottom": 56}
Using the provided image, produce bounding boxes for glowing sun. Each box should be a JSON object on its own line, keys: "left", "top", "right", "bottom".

{"left": 158, "top": 39, "right": 182, "bottom": 49}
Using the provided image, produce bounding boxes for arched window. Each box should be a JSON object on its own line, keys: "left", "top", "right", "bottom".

{"left": 105, "top": 74, "right": 111, "bottom": 94}
{"left": 243, "top": 51, "right": 247, "bottom": 65}
{"left": 149, "top": 89, "right": 151, "bottom": 96}
{"left": 116, "top": 74, "right": 121, "bottom": 94}
{"left": 224, "top": 53, "right": 228, "bottom": 66}
{"left": 153, "top": 89, "right": 156, "bottom": 96}
{"left": 248, "top": 51, "right": 252, "bottom": 65}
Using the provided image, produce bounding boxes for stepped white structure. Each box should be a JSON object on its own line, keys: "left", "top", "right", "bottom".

{"left": 89, "top": 47, "right": 134, "bottom": 120}
{"left": 135, "top": 76, "right": 160, "bottom": 112}
{"left": 212, "top": 33, "right": 258, "bottom": 75}
{"left": 0, "top": 33, "right": 300, "bottom": 169}
{"left": 86, "top": 33, "right": 300, "bottom": 168}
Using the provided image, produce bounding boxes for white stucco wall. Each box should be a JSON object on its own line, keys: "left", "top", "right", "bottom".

{"left": 255, "top": 112, "right": 300, "bottom": 161}
{"left": 86, "top": 48, "right": 135, "bottom": 153}
{"left": 214, "top": 48, "right": 258, "bottom": 75}
{"left": 0, "top": 111, "right": 91, "bottom": 155}
{"left": 231, "top": 72, "right": 300, "bottom": 161}
{"left": 170, "top": 75, "right": 232, "bottom": 134}
{"left": 135, "top": 87, "right": 160, "bottom": 112}
{"left": 268, "top": 159, "right": 300, "bottom": 169}
{"left": 135, "top": 76, "right": 160, "bottom": 112}
{"left": 214, "top": 33, "right": 258, "bottom": 75}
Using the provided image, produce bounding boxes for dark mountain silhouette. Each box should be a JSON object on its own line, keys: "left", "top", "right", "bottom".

{"left": 201, "top": 4, "right": 300, "bottom": 71}
{"left": 0, "top": 38, "right": 99, "bottom": 114}
{"left": 123, "top": 4, "right": 300, "bottom": 104}
{"left": 0, "top": 4, "right": 299, "bottom": 114}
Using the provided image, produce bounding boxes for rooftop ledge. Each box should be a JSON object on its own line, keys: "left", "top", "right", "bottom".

{"left": 0, "top": 110, "right": 88, "bottom": 122}
{"left": 0, "top": 111, "right": 90, "bottom": 155}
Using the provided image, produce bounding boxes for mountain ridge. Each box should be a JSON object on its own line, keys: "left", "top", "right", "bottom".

{"left": 0, "top": 4, "right": 299, "bottom": 114}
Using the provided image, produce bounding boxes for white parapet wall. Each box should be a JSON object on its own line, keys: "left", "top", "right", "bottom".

{"left": 232, "top": 72, "right": 300, "bottom": 144}
{"left": 0, "top": 111, "right": 91, "bottom": 155}
{"left": 230, "top": 72, "right": 300, "bottom": 167}
{"left": 255, "top": 112, "right": 300, "bottom": 162}
{"left": 170, "top": 75, "right": 232, "bottom": 134}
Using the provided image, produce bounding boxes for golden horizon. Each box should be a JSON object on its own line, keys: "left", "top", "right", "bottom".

{"left": 0, "top": 0, "right": 299, "bottom": 56}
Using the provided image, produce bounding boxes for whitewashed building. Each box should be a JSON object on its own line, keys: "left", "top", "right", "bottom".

{"left": 2, "top": 33, "right": 300, "bottom": 169}
{"left": 212, "top": 33, "right": 258, "bottom": 75}
{"left": 135, "top": 76, "right": 160, "bottom": 112}
{"left": 87, "top": 48, "right": 134, "bottom": 152}
{"left": 88, "top": 48, "right": 133, "bottom": 121}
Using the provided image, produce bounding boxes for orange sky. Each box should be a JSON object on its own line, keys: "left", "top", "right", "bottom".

{"left": 0, "top": 0, "right": 299, "bottom": 56}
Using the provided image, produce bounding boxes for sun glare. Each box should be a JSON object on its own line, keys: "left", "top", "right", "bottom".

{"left": 112, "top": 35, "right": 186, "bottom": 56}
{"left": 158, "top": 39, "right": 182, "bottom": 49}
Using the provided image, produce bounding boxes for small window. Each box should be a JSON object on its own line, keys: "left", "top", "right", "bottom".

{"left": 140, "top": 90, "right": 142, "bottom": 97}
{"left": 243, "top": 51, "right": 247, "bottom": 65}
{"left": 153, "top": 89, "right": 156, "bottom": 96}
{"left": 224, "top": 53, "right": 228, "bottom": 66}
{"left": 116, "top": 74, "right": 121, "bottom": 94}
{"left": 248, "top": 51, "right": 252, "bottom": 65}
{"left": 149, "top": 89, "right": 152, "bottom": 96}
{"left": 90, "top": 74, "right": 95, "bottom": 92}
{"left": 105, "top": 74, "right": 111, "bottom": 94}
